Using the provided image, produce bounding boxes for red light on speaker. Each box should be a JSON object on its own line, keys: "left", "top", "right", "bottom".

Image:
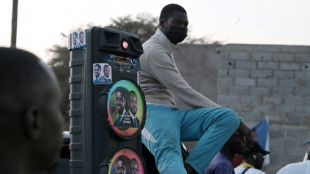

{"left": 122, "top": 40, "right": 129, "bottom": 50}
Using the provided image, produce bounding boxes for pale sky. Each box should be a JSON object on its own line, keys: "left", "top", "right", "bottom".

{"left": 1, "top": 0, "right": 309, "bottom": 62}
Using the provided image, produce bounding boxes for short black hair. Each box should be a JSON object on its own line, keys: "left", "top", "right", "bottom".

{"left": 103, "top": 64, "right": 110, "bottom": 69}
{"left": 115, "top": 87, "right": 128, "bottom": 98}
{"left": 94, "top": 64, "right": 101, "bottom": 70}
{"left": 0, "top": 47, "right": 54, "bottom": 118}
{"left": 116, "top": 155, "right": 129, "bottom": 166}
{"left": 159, "top": 3, "right": 187, "bottom": 23}
{"left": 129, "top": 90, "right": 136, "bottom": 98}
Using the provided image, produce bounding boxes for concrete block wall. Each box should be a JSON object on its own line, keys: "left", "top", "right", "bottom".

{"left": 173, "top": 44, "right": 220, "bottom": 158}
{"left": 174, "top": 44, "right": 219, "bottom": 108}
{"left": 219, "top": 44, "right": 310, "bottom": 173}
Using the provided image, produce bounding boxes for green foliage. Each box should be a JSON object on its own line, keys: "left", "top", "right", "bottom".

{"left": 47, "top": 45, "right": 70, "bottom": 124}
{"left": 103, "top": 13, "right": 157, "bottom": 43}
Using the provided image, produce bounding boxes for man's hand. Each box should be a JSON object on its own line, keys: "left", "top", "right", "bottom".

{"left": 238, "top": 121, "right": 253, "bottom": 150}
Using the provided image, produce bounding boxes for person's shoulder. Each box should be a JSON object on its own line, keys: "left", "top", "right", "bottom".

{"left": 235, "top": 167, "right": 265, "bottom": 174}
{"left": 206, "top": 158, "right": 233, "bottom": 174}
{"left": 143, "top": 33, "right": 167, "bottom": 51}
{"left": 209, "top": 153, "right": 231, "bottom": 167}
{"left": 78, "top": 43, "right": 86, "bottom": 48}
{"left": 234, "top": 166, "right": 245, "bottom": 174}
{"left": 248, "top": 168, "right": 265, "bottom": 174}
{"left": 98, "top": 77, "right": 106, "bottom": 82}
{"left": 73, "top": 44, "right": 80, "bottom": 49}
{"left": 143, "top": 39, "right": 163, "bottom": 53}
{"left": 277, "top": 161, "right": 310, "bottom": 174}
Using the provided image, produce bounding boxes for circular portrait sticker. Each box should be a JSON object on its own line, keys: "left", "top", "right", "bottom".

{"left": 107, "top": 79, "right": 146, "bottom": 138}
{"left": 108, "top": 148, "right": 145, "bottom": 174}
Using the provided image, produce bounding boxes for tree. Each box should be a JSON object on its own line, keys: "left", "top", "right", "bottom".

{"left": 104, "top": 13, "right": 157, "bottom": 44}
{"left": 48, "top": 13, "right": 210, "bottom": 127}
{"left": 48, "top": 45, "right": 70, "bottom": 125}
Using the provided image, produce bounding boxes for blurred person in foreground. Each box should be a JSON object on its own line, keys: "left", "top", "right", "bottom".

{"left": 276, "top": 140, "right": 310, "bottom": 174}
{"left": 232, "top": 128, "right": 260, "bottom": 168}
{"left": 0, "top": 47, "right": 64, "bottom": 174}
{"left": 234, "top": 142, "right": 270, "bottom": 174}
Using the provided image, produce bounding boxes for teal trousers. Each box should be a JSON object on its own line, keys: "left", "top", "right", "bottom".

{"left": 141, "top": 104, "right": 240, "bottom": 174}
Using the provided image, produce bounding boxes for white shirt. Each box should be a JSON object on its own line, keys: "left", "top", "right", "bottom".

{"left": 276, "top": 161, "right": 310, "bottom": 174}
{"left": 235, "top": 166, "right": 266, "bottom": 174}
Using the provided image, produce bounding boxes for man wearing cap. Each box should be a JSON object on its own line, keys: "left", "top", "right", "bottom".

{"left": 234, "top": 142, "right": 270, "bottom": 174}
{"left": 276, "top": 140, "right": 310, "bottom": 174}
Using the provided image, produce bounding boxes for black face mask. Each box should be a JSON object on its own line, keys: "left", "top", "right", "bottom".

{"left": 164, "top": 24, "right": 187, "bottom": 44}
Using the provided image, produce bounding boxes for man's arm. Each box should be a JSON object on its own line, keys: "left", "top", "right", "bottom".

{"left": 146, "top": 47, "right": 253, "bottom": 148}
{"left": 146, "top": 49, "right": 219, "bottom": 108}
